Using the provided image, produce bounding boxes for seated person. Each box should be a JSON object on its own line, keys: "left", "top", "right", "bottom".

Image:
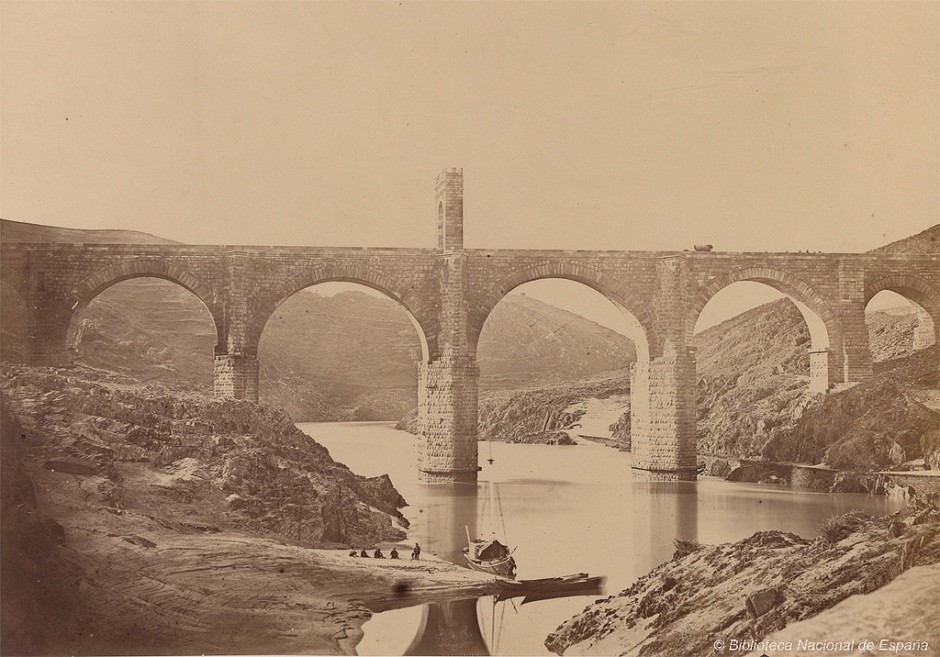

{"left": 360, "top": 548, "right": 369, "bottom": 558}
{"left": 390, "top": 547, "right": 399, "bottom": 559}
{"left": 374, "top": 548, "right": 384, "bottom": 559}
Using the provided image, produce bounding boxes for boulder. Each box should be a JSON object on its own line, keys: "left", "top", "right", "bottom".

{"left": 745, "top": 587, "right": 783, "bottom": 619}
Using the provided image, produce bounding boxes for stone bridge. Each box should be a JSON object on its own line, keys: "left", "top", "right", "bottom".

{"left": 2, "top": 169, "right": 937, "bottom": 482}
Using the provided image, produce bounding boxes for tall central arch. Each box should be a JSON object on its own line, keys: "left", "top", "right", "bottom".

{"left": 469, "top": 262, "right": 654, "bottom": 363}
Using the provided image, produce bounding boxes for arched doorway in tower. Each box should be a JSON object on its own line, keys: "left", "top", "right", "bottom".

{"left": 691, "top": 280, "right": 831, "bottom": 461}
{"left": 256, "top": 282, "right": 428, "bottom": 423}
{"left": 67, "top": 278, "right": 218, "bottom": 390}
{"left": 865, "top": 290, "right": 936, "bottom": 361}
{"left": 474, "top": 278, "right": 649, "bottom": 449}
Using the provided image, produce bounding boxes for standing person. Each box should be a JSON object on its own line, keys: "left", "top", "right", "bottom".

{"left": 412, "top": 543, "right": 421, "bottom": 560}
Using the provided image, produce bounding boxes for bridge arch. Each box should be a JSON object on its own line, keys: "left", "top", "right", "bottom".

{"left": 251, "top": 265, "right": 434, "bottom": 362}
{"left": 66, "top": 262, "right": 223, "bottom": 349}
{"left": 687, "top": 267, "right": 836, "bottom": 350}
{"left": 469, "top": 261, "right": 655, "bottom": 363}
{"left": 688, "top": 267, "right": 838, "bottom": 393}
{"left": 865, "top": 273, "right": 939, "bottom": 349}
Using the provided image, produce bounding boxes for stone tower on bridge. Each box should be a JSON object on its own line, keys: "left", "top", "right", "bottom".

{"left": 419, "top": 168, "right": 480, "bottom": 482}
{"left": 2, "top": 168, "right": 937, "bottom": 483}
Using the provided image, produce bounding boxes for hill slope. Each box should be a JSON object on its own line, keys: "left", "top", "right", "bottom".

{"left": 0, "top": 218, "right": 178, "bottom": 244}
{"left": 869, "top": 224, "right": 939, "bottom": 254}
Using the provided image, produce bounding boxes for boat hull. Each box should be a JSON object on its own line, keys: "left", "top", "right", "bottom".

{"left": 463, "top": 553, "right": 517, "bottom": 578}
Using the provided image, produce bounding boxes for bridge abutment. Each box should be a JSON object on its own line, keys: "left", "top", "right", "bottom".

{"left": 22, "top": 307, "right": 74, "bottom": 366}
{"left": 809, "top": 349, "right": 833, "bottom": 392}
{"left": 213, "top": 350, "right": 259, "bottom": 400}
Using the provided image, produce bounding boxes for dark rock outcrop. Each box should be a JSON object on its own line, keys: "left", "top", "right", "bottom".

{"left": 1, "top": 365, "right": 408, "bottom": 546}
{"left": 0, "top": 397, "right": 86, "bottom": 655}
{"left": 545, "top": 500, "right": 940, "bottom": 656}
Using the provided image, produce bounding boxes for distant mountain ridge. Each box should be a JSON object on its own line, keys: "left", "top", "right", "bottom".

{"left": 0, "top": 218, "right": 178, "bottom": 245}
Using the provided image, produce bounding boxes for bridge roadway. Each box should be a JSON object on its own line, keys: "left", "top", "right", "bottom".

{"left": 2, "top": 169, "right": 937, "bottom": 481}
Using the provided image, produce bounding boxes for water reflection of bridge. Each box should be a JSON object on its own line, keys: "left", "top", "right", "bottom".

{"left": 387, "top": 480, "right": 701, "bottom": 656}
{"left": 405, "top": 600, "right": 489, "bottom": 656}
{"left": 630, "top": 481, "right": 699, "bottom": 578}
{"left": 401, "top": 484, "right": 490, "bottom": 655}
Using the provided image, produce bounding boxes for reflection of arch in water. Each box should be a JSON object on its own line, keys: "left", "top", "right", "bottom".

{"left": 405, "top": 600, "right": 489, "bottom": 656}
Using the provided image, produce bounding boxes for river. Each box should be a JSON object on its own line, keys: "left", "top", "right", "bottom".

{"left": 298, "top": 421, "right": 903, "bottom": 656}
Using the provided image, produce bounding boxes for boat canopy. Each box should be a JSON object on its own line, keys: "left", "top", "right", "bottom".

{"left": 474, "top": 539, "right": 511, "bottom": 561}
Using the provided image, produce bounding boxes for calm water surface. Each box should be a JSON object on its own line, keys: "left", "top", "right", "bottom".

{"left": 299, "top": 421, "right": 903, "bottom": 656}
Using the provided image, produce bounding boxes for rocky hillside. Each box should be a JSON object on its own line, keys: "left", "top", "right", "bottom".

{"left": 0, "top": 364, "right": 501, "bottom": 657}
{"left": 867, "top": 307, "right": 924, "bottom": 361}
{"left": 398, "top": 369, "right": 631, "bottom": 443}
{"left": 691, "top": 299, "right": 938, "bottom": 467}
{"left": 690, "top": 295, "right": 940, "bottom": 470}
{"left": 459, "top": 296, "right": 937, "bottom": 467}
{"left": 0, "top": 364, "right": 407, "bottom": 546}
{"left": 1, "top": 393, "right": 86, "bottom": 655}
{"left": 869, "top": 224, "right": 939, "bottom": 255}
{"left": 476, "top": 293, "right": 635, "bottom": 389}
{"left": 759, "top": 346, "right": 939, "bottom": 471}
{"left": 545, "top": 500, "right": 939, "bottom": 656}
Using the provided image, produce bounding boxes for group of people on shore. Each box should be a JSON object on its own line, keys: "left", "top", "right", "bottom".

{"left": 349, "top": 543, "right": 421, "bottom": 560}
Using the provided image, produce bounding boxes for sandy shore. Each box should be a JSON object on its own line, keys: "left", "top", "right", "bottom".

{"left": 45, "top": 492, "right": 503, "bottom": 656}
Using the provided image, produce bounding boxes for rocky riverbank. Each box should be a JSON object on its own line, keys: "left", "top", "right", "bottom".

{"left": 397, "top": 370, "right": 630, "bottom": 444}
{"left": 1, "top": 364, "right": 487, "bottom": 655}
{"left": 544, "top": 498, "right": 939, "bottom": 656}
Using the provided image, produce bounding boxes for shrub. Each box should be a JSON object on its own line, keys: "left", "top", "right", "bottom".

{"left": 819, "top": 510, "right": 871, "bottom": 544}
{"left": 673, "top": 538, "right": 704, "bottom": 559}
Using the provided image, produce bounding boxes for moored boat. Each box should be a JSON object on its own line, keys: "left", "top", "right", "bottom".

{"left": 463, "top": 481, "right": 517, "bottom": 578}
{"left": 463, "top": 533, "right": 517, "bottom": 578}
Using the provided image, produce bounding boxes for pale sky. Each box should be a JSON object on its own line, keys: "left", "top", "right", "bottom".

{"left": 1, "top": 2, "right": 935, "bottom": 333}
{"left": 2, "top": 2, "right": 937, "bottom": 252}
